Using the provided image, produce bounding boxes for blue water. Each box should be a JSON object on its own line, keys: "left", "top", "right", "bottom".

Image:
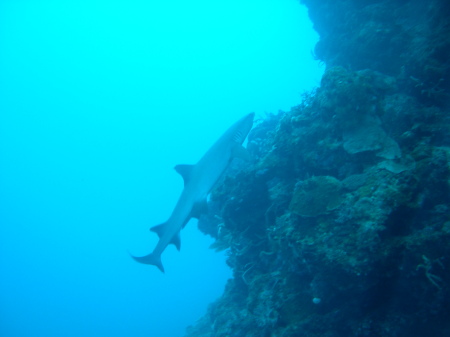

{"left": 0, "top": 1, "right": 323, "bottom": 336}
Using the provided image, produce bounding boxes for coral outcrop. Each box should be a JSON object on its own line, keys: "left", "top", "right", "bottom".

{"left": 186, "top": 0, "right": 450, "bottom": 336}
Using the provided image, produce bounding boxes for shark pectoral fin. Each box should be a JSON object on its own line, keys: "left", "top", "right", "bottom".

{"left": 129, "top": 252, "right": 165, "bottom": 273}
{"left": 190, "top": 198, "right": 208, "bottom": 219}
{"left": 170, "top": 232, "right": 181, "bottom": 251}
{"left": 150, "top": 222, "right": 168, "bottom": 239}
{"left": 232, "top": 145, "right": 251, "bottom": 161}
{"left": 174, "top": 164, "right": 194, "bottom": 186}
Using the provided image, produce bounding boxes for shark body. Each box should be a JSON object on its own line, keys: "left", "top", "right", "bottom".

{"left": 131, "top": 113, "right": 254, "bottom": 272}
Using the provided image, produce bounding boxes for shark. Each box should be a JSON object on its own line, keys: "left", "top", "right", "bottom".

{"left": 130, "top": 113, "right": 255, "bottom": 272}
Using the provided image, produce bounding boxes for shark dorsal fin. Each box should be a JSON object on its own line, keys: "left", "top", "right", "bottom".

{"left": 151, "top": 223, "right": 181, "bottom": 251}
{"left": 174, "top": 164, "right": 194, "bottom": 186}
{"left": 150, "top": 223, "right": 166, "bottom": 239}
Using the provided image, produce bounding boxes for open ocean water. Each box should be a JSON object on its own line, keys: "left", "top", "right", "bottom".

{"left": 0, "top": 1, "right": 323, "bottom": 336}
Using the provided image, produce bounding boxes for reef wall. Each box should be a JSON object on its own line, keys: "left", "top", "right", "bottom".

{"left": 185, "top": 0, "right": 450, "bottom": 336}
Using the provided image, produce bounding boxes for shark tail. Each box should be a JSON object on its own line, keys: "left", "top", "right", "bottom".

{"left": 129, "top": 252, "right": 165, "bottom": 273}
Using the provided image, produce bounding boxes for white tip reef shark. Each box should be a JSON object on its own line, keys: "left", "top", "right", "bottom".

{"left": 130, "top": 113, "right": 255, "bottom": 272}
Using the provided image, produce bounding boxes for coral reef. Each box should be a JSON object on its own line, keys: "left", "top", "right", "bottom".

{"left": 289, "top": 176, "right": 343, "bottom": 217}
{"left": 185, "top": 0, "right": 450, "bottom": 336}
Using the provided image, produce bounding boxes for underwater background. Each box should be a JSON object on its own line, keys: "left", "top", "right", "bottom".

{"left": 0, "top": 1, "right": 322, "bottom": 336}
{"left": 2, "top": 0, "right": 450, "bottom": 337}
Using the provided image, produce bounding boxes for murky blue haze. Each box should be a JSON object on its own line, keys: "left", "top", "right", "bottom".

{"left": 0, "top": 1, "right": 323, "bottom": 336}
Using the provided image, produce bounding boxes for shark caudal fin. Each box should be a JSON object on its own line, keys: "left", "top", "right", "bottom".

{"left": 129, "top": 252, "right": 165, "bottom": 273}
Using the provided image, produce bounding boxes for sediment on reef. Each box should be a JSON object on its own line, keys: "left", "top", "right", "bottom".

{"left": 185, "top": 1, "right": 450, "bottom": 336}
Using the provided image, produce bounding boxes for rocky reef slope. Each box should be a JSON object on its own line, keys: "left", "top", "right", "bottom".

{"left": 185, "top": 0, "right": 450, "bottom": 336}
